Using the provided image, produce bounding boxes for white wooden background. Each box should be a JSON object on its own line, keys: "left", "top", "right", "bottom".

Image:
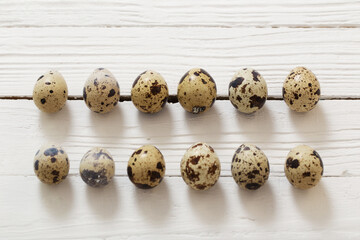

{"left": 1, "top": 1, "right": 360, "bottom": 239}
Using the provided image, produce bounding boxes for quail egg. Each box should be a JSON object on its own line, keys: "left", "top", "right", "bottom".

{"left": 127, "top": 145, "right": 166, "bottom": 189}
{"left": 34, "top": 144, "right": 69, "bottom": 184}
{"left": 285, "top": 145, "right": 323, "bottom": 189}
{"left": 283, "top": 67, "right": 320, "bottom": 112}
{"left": 180, "top": 142, "right": 221, "bottom": 190}
{"left": 80, "top": 147, "right": 115, "bottom": 187}
{"left": 231, "top": 144, "right": 269, "bottom": 190}
{"left": 83, "top": 68, "right": 120, "bottom": 113}
{"left": 131, "top": 70, "right": 169, "bottom": 113}
{"left": 177, "top": 68, "right": 217, "bottom": 114}
{"left": 33, "top": 70, "right": 68, "bottom": 113}
{"left": 229, "top": 68, "right": 267, "bottom": 114}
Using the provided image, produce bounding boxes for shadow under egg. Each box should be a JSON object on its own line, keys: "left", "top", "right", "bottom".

{"left": 133, "top": 179, "right": 171, "bottom": 225}
{"left": 39, "top": 105, "right": 72, "bottom": 142}
{"left": 39, "top": 178, "right": 74, "bottom": 219}
{"left": 85, "top": 177, "right": 120, "bottom": 219}
{"left": 187, "top": 180, "right": 228, "bottom": 225}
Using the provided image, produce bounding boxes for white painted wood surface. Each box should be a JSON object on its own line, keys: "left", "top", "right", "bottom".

{"left": 1, "top": 1, "right": 360, "bottom": 239}
{"left": 0, "top": 0, "right": 359, "bottom": 27}
{"left": 2, "top": 176, "right": 360, "bottom": 239}
{"left": 0, "top": 27, "right": 360, "bottom": 97}
{"left": 0, "top": 100, "right": 359, "bottom": 177}
{"left": 1, "top": 100, "right": 360, "bottom": 239}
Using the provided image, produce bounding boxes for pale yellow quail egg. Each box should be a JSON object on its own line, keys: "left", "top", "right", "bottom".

{"left": 285, "top": 145, "right": 323, "bottom": 189}
{"left": 33, "top": 70, "right": 68, "bottom": 113}
{"left": 283, "top": 67, "right": 320, "bottom": 112}
{"left": 229, "top": 68, "right": 267, "bottom": 114}
{"left": 34, "top": 144, "right": 69, "bottom": 184}
{"left": 131, "top": 70, "right": 169, "bottom": 113}
{"left": 80, "top": 147, "right": 115, "bottom": 187}
{"left": 231, "top": 143, "right": 269, "bottom": 190}
{"left": 127, "top": 145, "right": 166, "bottom": 189}
{"left": 177, "top": 68, "right": 217, "bottom": 114}
{"left": 83, "top": 68, "right": 120, "bottom": 113}
{"left": 180, "top": 142, "right": 221, "bottom": 190}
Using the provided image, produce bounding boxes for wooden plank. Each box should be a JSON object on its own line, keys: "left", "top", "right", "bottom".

{"left": 0, "top": 27, "right": 359, "bottom": 98}
{"left": 0, "top": 176, "right": 359, "bottom": 239}
{"left": 0, "top": 0, "right": 359, "bottom": 28}
{"left": 1, "top": 1, "right": 359, "bottom": 239}
{"left": 0, "top": 100, "right": 359, "bottom": 177}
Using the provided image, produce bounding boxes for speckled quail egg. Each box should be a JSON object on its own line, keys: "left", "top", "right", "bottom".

{"left": 283, "top": 67, "right": 321, "bottom": 112}
{"left": 80, "top": 147, "right": 115, "bottom": 187}
{"left": 34, "top": 144, "right": 69, "bottom": 184}
{"left": 131, "top": 70, "right": 169, "bottom": 113}
{"left": 285, "top": 145, "right": 323, "bottom": 189}
{"left": 177, "top": 68, "right": 217, "bottom": 114}
{"left": 229, "top": 68, "right": 267, "bottom": 114}
{"left": 127, "top": 145, "right": 166, "bottom": 189}
{"left": 83, "top": 68, "right": 120, "bottom": 113}
{"left": 231, "top": 144, "right": 270, "bottom": 190}
{"left": 33, "top": 70, "right": 68, "bottom": 113}
{"left": 180, "top": 142, "right": 221, "bottom": 190}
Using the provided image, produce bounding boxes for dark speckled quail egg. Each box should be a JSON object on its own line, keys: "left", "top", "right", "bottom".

{"left": 33, "top": 70, "right": 68, "bottom": 113}
{"left": 180, "top": 142, "right": 221, "bottom": 190}
{"left": 285, "top": 145, "right": 323, "bottom": 189}
{"left": 283, "top": 67, "right": 321, "bottom": 112}
{"left": 131, "top": 70, "right": 169, "bottom": 113}
{"left": 231, "top": 144, "right": 269, "bottom": 190}
{"left": 229, "top": 68, "right": 267, "bottom": 114}
{"left": 80, "top": 147, "right": 115, "bottom": 187}
{"left": 83, "top": 68, "right": 120, "bottom": 114}
{"left": 127, "top": 145, "right": 166, "bottom": 189}
{"left": 34, "top": 144, "right": 69, "bottom": 184}
{"left": 177, "top": 68, "right": 217, "bottom": 114}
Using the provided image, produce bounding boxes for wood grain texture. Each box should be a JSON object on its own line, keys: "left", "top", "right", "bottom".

{"left": 1, "top": 1, "right": 360, "bottom": 238}
{"left": 0, "top": 27, "right": 359, "bottom": 97}
{"left": 0, "top": 0, "right": 359, "bottom": 28}
{"left": 1, "top": 176, "right": 359, "bottom": 239}
{"left": 0, "top": 100, "right": 359, "bottom": 177}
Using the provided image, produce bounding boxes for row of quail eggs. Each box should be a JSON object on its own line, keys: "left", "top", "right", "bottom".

{"left": 34, "top": 142, "right": 324, "bottom": 190}
{"left": 33, "top": 67, "right": 321, "bottom": 114}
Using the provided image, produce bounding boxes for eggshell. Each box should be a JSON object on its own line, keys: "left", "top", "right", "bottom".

{"left": 127, "top": 145, "right": 166, "bottom": 189}
{"left": 285, "top": 145, "right": 323, "bottom": 189}
{"left": 177, "top": 68, "right": 217, "bottom": 114}
{"left": 33, "top": 70, "right": 68, "bottom": 113}
{"left": 83, "top": 68, "right": 120, "bottom": 113}
{"left": 180, "top": 142, "right": 221, "bottom": 190}
{"left": 283, "top": 67, "right": 320, "bottom": 112}
{"left": 131, "top": 70, "right": 169, "bottom": 113}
